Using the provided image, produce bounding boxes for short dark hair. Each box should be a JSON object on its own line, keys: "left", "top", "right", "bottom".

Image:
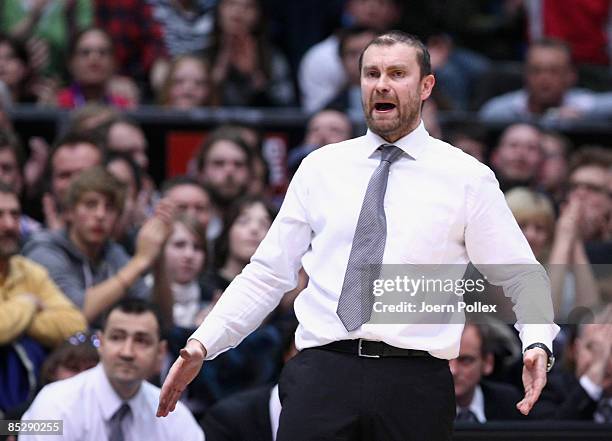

{"left": 467, "top": 323, "right": 494, "bottom": 357}
{"left": 568, "top": 146, "right": 612, "bottom": 176}
{"left": 68, "top": 26, "right": 114, "bottom": 59}
{"left": 195, "top": 126, "right": 253, "bottom": 173}
{"left": 65, "top": 166, "right": 125, "bottom": 212}
{"left": 161, "top": 175, "right": 209, "bottom": 197}
{"left": 104, "top": 151, "right": 143, "bottom": 195}
{"left": 101, "top": 298, "right": 164, "bottom": 339}
{"left": 338, "top": 26, "right": 379, "bottom": 58}
{"left": 52, "top": 130, "right": 104, "bottom": 153}
{"left": 358, "top": 30, "right": 431, "bottom": 78}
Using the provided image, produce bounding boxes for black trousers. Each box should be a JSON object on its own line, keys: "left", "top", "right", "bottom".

{"left": 277, "top": 347, "right": 455, "bottom": 441}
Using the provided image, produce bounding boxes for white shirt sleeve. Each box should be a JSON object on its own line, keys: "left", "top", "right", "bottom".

{"left": 191, "top": 162, "right": 314, "bottom": 359}
{"left": 464, "top": 167, "right": 559, "bottom": 351}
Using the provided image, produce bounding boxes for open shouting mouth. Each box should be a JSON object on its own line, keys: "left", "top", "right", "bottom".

{"left": 374, "top": 102, "right": 397, "bottom": 113}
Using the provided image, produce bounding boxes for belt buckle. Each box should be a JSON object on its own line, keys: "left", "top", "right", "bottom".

{"left": 358, "top": 339, "right": 380, "bottom": 358}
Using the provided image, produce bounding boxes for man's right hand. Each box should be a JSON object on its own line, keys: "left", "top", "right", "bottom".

{"left": 157, "top": 339, "right": 206, "bottom": 417}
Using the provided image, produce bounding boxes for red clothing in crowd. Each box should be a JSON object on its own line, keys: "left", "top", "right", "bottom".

{"left": 527, "top": 0, "right": 612, "bottom": 65}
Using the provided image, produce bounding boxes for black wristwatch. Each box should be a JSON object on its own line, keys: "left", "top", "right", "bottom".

{"left": 524, "top": 343, "right": 555, "bottom": 372}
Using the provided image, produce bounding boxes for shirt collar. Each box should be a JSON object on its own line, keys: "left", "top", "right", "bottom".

{"left": 455, "top": 384, "right": 486, "bottom": 423}
{"left": 94, "top": 363, "right": 145, "bottom": 422}
{"left": 363, "top": 120, "right": 429, "bottom": 160}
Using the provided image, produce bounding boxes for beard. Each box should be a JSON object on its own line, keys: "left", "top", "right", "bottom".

{"left": 0, "top": 234, "right": 20, "bottom": 259}
{"left": 205, "top": 179, "right": 247, "bottom": 208}
{"left": 363, "top": 94, "right": 422, "bottom": 141}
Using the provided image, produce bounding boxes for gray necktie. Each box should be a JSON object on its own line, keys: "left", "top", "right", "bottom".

{"left": 455, "top": 407, "right": 479, "bottom": 422}
{"left": 337, "top": 144, "right": 404, "bottom": 331}
{"left": 108, "top": 403, "right": 131, "bottom": 441}
{"left": 595, "top": 398, "right": 612, "bottom": 423}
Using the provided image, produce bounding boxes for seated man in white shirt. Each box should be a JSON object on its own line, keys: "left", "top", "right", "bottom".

{"left": 20, "top": 299, "right": 204, "bottom": 441}
{"left": 479, "top": 38, "right": 612, "bottom": 122}
{"left": 451, "top": 324, "right": 524, "bottom": 422}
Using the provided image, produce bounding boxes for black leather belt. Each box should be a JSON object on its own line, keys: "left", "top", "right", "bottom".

{"left": 318, "top": 339, "right": 431, "bottom": 358}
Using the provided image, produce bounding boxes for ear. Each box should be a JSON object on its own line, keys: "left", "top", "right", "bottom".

{"left": 96, "top": 329, "right": 104, "bottom": 354}
{"left": 420, "top": 74, "right": 435, "bottom": 101}
{"left": 482, "top": 353, "right": 494, "bottom": 376}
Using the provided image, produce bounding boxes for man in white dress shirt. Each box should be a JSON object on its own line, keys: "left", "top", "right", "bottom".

{"left": 21, "top": 299, "right": 204, "bottom": 441}
{"left": 158, "top": 31, "right": 558, "bottom": 441}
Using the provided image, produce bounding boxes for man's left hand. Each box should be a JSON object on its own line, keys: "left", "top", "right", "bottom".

{"left": 517, "top": 347, "right": 548, "bottom": 415}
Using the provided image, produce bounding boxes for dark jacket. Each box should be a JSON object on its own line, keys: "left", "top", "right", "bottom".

{"left": 202, "top": 385, "right": 274, "bottom": 441}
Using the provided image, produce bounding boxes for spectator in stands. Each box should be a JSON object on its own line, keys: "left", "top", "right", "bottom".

{"left": 490, "top": 123, "right": 543, "bottom": 193}
{"left": 158, "top": 55, "right": 212, "bottom": 109}
{"left": 156, "top": 215, "right": 209, "bottom": 330}
{"left": 0, "top": 182, "right": 87, "bottom": 348}
{"left": 505, "top": 187, "right": 555, "bottom": 264}
{"left": 426, "top": 31, "right": 492, "bottom": 112}
{"left": 106, "top": 117, "right": 149, "bottom": 172}
{"left": 161, "top": 176, "right": 212, "bottom": 232}
{"left": 299, "top": 0, "right": 401, "bottom": 112}
{"left": 23, "top": 167, "right": 174, "bottom": 324}
{"left": 450, "top": 324, "right": 524, "bottom": 422}
{"left": 325, "top": 27, "right": 378, "bottom": 117}
{"left": 105, "top": 116, "right": 157, "bottom": 225}
{"left": 149, "top": 0, "right": 216, "bottom": 58}
{"left": 195, "top": 128, "right": 253, "bottom": 238}
{"left": 203, "top": 0, "right": 296, "bottom": 107}
{"left": 57, "top": 27, "right": 135, "bottom": 109}
{"left": 39, "top": 331, "right": 100, "bottom": 385}
{"left": 0, "top": 34, "right": 52, "bottom": 105}
{"left": 537, "top": 130, "right": 572, "bottom": 206}
{"left": 479, "top": 38, "right": 612, "bottom": 122}
{"left": 0, "top": 182, "right": 87, "bottom": 415}
{"left": 506, "top": 187, "right": 601, "bottom": 320}
{"left": 444, "top": 123, "right": 488, "bottom": 163}
{"left": 536, "top": 305, "right": 612, "bottom": 422}
{"left": 21, "top": 299, "right": 204, "bottom": 440}
{"left": 206, "top": 195, "right": 275, "bottom": 293}
{"left": 43, "top": 131, "right": 103, "bottom": 231}
{"left": 0, "top": 129, "right": 42, "bottom": 241}
{"left": 94, "top": 0, "right": 167, "bottom": 89}
{"left": 105, "top": 152, "right": 143, "bottom": 254}
{"left": 566, "top": 147, "right": 612, "bottom": 245}
{"left": 1, "top": 0, "right": 93, "bottom": 78}
{"left": 287, "top": 108, "right": 352, "bottom": 174}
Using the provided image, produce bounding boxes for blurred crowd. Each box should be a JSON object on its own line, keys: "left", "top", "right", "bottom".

{"left": 1, "top": 0, "right": 612, "bottom": 439}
